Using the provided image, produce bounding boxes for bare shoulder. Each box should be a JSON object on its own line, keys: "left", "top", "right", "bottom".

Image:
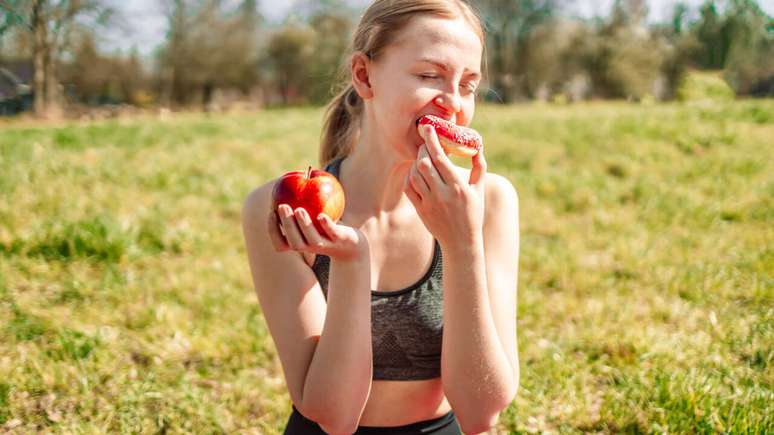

{"left": 482, "top": 174, "right": 519, "bottom": 236}
{"left": 241, "top": 177, "right": 282, "bottom": 270}
{"left": 451, "top": 166, "right": 519, "bottom": 212}
{"left": 479, "top": 172, "right": 520, "bottom": 251}
{"left": 242, "top": 177, "right": 279, "bottom": 218}
{"left": 242, "top": 178, "right": 316, "bottom": 267}
{"left": 483, "top": 172, "right": 519, "bottom": 207}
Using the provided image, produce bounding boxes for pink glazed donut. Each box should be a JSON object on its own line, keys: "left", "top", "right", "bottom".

{"left": 417, "top": 115, "right": 483, "bottom": 157}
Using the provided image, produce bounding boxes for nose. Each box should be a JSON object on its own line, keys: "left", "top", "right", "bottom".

{"left": 433, "top": 90, "right": 462, "bottom": 117}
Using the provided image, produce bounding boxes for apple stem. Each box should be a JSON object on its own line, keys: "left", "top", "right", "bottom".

{"left": 306, "top": 166, "right": 312, "bottom": 178}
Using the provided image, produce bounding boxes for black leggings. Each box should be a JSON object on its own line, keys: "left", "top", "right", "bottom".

{"left": 283, "top": 405, "right": 462, "bottom": 434}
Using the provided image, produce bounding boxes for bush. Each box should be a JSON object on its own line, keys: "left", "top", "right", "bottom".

{"left": 676, "top": 70, "right": 735, "bottom": 101}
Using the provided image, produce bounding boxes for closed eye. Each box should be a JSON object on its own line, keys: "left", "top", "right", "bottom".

{"left": 418, "top": 73, "right": 478, "bottom": 94}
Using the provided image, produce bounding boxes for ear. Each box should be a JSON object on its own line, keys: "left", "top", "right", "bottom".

{"left": 351, "top": 51, "right": 374, "bottom": 100}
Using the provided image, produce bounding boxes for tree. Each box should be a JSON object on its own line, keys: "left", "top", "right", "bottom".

{"left": 683, "top": 0, "right": 773, "bottom": 96}
{"left": 671, "top": 1, "right": 690, "bottom": 35}
{"left": 649, "top": 2, "right": 698, "bottom": 100}
{"left": 694, "top": 0, "right": 727, "bottom": 68}
{"left": 265, "top": 23, "right": 316, "bottom": 104}
{"left": 306, "top": 10, "right": 353, "bottom": 103}
{"left": 721, "top": 0, "right": 773, "bottom": 95}
{"left": 60, "top": 30, "right": 147, "bottom": 105}
{"left": 158, "top": 0, "right": 188, "bottom": 107}
{"left": 0, "top": 1, "right": 26, "bottom": 39}
{"left": 522, "top": 18, "right": 582, "bottom": 100}
{"left": 0, "top": 0, "right": 113, "bottom": 117}
{"left": 477, "top": 0, "right": 562, "bottom": 101}
{"left": 157, "top": 0, "right": 262, "bottom": 109}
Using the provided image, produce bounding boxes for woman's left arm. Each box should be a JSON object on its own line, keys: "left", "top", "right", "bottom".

{"left": 439, "top": 174, "right": 519, "bottom": 434}
{"left": 404, "top": 126, "right": 520, "bottom": 434}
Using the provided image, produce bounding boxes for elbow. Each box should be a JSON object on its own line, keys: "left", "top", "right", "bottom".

{"left": 456, "top": 400, "right": 511, "bottom": 435}
{"left": 459, "top": 415, "right": 499, "bottom": 435}
{"left": 317, "top": 418, "right": 358, "bottom": 435}
{"left": 322, "top": 422, "right": 358, "bottom": 435}
{"left": 298, "top": 400, "right": 360, "bottom": 435}
{"left": 310, "top": 413, "right": 359, "bottom": 435}
{"left": 296, "top": 365, "right": 372, "bottom": 433}
{"left": 455, "top": 383, "right": 518, "bottom": 435}
{"left": 504, "top": 371, "right": 519, "bottom": 405}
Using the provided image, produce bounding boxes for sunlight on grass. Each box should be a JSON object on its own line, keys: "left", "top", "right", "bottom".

{"left": 0, "top": 101, "right": 772, "bottom": 433}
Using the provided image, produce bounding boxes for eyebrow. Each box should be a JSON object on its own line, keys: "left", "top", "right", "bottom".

{"left": 416, "top": 57, "right": 481, "bottom": 80}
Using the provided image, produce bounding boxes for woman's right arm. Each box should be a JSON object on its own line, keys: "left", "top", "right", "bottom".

{"left": 241, "top": 181, "right": 373, "bottom": 434}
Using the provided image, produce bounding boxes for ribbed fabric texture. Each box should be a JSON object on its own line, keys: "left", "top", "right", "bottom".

{"left": 311, "top": 157, "right": 445, "bottom": 380}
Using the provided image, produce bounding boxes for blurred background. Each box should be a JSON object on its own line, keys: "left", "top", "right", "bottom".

{"left": 0, "top": 1, "right": 772, "bottom": 434}
{"left": 0, "top": 0, "right": 773, "bottom": 117}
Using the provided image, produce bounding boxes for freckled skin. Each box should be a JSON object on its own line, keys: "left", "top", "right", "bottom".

{"left": 272, "top": 168, "right": 346, "bottom": 234}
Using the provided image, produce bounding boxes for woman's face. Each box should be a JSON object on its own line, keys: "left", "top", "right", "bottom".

{"left": 365, "top": 15, "right": 483, "bottom": 159}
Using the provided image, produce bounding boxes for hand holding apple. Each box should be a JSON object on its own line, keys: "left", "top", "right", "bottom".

{"left": 269, "top": 166, "right": 367, "bottom": 262}
{"left": 272, "top": 166, "right": 345, "bottom": 234}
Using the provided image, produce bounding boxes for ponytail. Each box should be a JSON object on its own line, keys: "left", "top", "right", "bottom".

{"left": 319, "top": 83, "right": 362, "bottom": 167}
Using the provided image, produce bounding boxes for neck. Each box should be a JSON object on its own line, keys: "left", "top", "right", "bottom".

{"left": 338, "top": 118, "right": 415, "bottom": 223}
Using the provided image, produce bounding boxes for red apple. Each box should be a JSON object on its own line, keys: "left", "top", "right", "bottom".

{"left": 272, "top": 166, "right": 345, "bottom": 235}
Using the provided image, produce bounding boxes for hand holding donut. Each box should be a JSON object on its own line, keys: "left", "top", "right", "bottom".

{"left": 403, "top": 117, "right": 487, "bottom": 249}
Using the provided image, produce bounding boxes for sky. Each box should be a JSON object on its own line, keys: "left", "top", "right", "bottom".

{"left": 100, "top": 0, "right": 774, "bottom": 60}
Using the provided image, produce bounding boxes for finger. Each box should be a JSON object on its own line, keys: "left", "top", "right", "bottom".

{"left": 469, "top": 146, "right": 488, "bottom": 188}
{"left": 294, "top": 208, "right": 327, "bottom": 250}
{"left": 277, "top": 204, "right": 307, "bottom": 250}
{"left": 404, "top": 175, "right": 422, "bottom": 207}
{"left": 317, "top": 213, "right": 342, "bottom": 242}
{"left": 422, "top": 125, "right": 463, "bottom": 185}
{"left": 416, "top": 145, "right": 442, "bottom": 190}
{"left": 409, "top": 160, "right": 430, "bottom": 199}
{"left": 267, "top": 209, "right": 290, "bottom": 251}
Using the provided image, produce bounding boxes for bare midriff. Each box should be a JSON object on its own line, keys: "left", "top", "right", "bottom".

{"left": 359, "top": 378, "right": 451, "bottom": 426}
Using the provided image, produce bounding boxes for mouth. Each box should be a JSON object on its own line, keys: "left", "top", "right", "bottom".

{"left": 416, "top": 114, "right": 456, "bottom": 127}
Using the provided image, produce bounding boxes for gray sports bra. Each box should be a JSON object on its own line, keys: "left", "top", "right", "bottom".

{"left": 311, "top": 156, "right": 445, "bottom": 381}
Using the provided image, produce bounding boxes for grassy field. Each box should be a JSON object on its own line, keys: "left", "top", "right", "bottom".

{"left": 0, "top": 101, "right": 772, "bottom": 434}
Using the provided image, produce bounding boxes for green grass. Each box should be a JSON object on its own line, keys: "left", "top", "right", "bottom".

{"left": 0, "top": 101, "right": 772, "bottom": 433}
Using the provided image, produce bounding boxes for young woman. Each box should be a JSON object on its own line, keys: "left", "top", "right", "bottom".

{"left": 242, "top": 1, "right": 519, "bottom": 433}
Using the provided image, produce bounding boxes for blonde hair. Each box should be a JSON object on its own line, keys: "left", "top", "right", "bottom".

{"left": 319, "top": 0, "right": 486, "bottom": 167}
